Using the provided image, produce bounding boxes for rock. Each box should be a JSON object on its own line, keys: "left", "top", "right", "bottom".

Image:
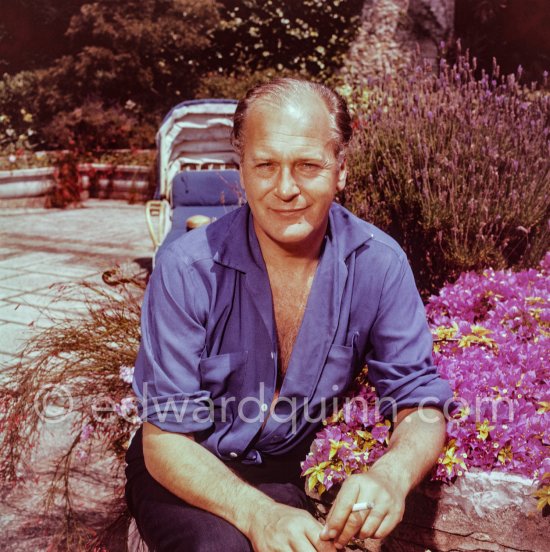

{"left": 340, "top": 0, "right": 455, "bottom": 83}
{"left": 384, "top": 470, "right": 550, "bottom": 551}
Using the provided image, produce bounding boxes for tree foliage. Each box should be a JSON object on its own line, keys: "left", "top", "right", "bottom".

{"left": 0, "top": 0, "right": 364, "bottom": 149}
{"left": 212, "top": 0, "right": 363, "bottom": 80}
{"left": 63, "top": 0, "right": 220, "bottom": 109}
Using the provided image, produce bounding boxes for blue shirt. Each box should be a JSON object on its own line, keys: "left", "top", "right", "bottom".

{"left": 133, "top": 203, "right": 453, "bottom": 464}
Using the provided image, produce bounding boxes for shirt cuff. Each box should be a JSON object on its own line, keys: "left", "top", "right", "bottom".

{"left": 136, "top": 389, "right": 215, "bottom": 434}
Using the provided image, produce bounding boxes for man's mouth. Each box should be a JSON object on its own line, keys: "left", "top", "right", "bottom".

{"left": 271, "top": 207, "right": 306, "bottom": 215}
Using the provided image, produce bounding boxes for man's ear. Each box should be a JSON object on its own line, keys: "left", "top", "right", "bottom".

{"left": 336, "top": 157, "right": 347, "bottom": 192}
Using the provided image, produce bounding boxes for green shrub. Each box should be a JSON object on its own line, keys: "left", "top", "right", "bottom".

{"left": 1, "top": 1, "right": 363, "bottom": 150}
{"left": 41, "top": 100, "right": 155, "bottom": 151}
{"left": 195, "top": 67, "right": 303, "bottom": 99}
{"left": 340, "top": 53, "right": 550, "bottom": 298}
{"left": 212, "top": 0, "right": 363, "bottom": 80}
{"left": 0, "top": 70, "right": 41, "bottom": 152}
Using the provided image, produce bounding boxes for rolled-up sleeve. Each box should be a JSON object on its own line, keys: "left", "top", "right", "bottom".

{"left": 132, "top": 249, "right": 212, "bottom": 433}
{"left": 365, "top": 250, "right": 454, "bottom": 418}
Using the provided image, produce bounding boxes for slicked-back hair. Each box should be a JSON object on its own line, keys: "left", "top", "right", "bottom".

{"left": 231, "top": 77, "right": 353, "bottom": 161}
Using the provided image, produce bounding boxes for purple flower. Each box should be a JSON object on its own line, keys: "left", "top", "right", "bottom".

{"left": 304, "top": 257, "right": 549, "bottom": 496}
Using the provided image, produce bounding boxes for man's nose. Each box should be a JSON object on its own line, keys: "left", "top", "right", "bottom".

{"left": 274, "top": 167, "right": 300, "bottom": 200}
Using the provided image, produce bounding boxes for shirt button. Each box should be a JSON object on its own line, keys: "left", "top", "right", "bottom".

{"left": 229, "top": 452, "right": 238, "bottom": 458}
{"left": 260, "top": 403, "right": 269, "bottom": 412}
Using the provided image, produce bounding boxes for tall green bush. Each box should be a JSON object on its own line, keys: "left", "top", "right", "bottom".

{"left": 341, "top": 53, "right": 550, "bottom": 297}
{"left": 0, "top": 71, "right": 41, "bottom": 152}
{"left": 212, "top": 0, "right": 363, "bottom": 81}
{"left": 1, "top": 0, "right": 363, "bottom": 150}
{"left": 0, "top": 0, "right": 222, "bottom": 150}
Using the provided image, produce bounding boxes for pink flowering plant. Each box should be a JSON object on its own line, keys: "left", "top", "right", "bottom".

{"left": 302, "top": 254, "right": 550, "bottom": 512}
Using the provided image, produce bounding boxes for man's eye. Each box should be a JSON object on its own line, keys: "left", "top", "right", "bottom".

{"left": 256, "top": 162, "right": 273, "bottom": 168}
{"left": 300, "top": 163, "right": 321, "bottom": 171}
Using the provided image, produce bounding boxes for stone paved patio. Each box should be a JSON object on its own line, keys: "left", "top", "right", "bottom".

{"left": 0, "top": 200, "right": 151, "bottom": 363}
{"left": 0, "top": 200, "right": 152, "bottom": 550}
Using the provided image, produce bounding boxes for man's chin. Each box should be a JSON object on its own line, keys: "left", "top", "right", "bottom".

{"left": 270, "top": 224, "right": 319, "bottom": 247}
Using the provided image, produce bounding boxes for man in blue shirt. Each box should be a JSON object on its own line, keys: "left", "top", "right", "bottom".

{"left": 126, "top": 78, "right": 453, "bottom": 551}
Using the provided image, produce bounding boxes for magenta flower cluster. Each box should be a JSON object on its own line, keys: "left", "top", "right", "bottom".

{"left": 302, "top": 254, "right": 549, "bottom": 500}
{"left": 301, "top": 382, "right": 392, "bottom": 495}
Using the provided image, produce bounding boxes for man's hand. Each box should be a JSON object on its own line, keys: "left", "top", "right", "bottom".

{"left": 143, "top": 422, "right": 337, "bottom": 551}
{"left": 247, "top": 502, "right": 338, "bottom": 552}
{"left": 320, "top": 468, "right": 407, "bottom": 549}
{"left": 320, "top": 407, "right": 446, "bottom": 549}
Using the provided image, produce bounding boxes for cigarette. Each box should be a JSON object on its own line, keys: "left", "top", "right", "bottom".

{"left": 352, "top": 501, "right": 374, "bottom": 512}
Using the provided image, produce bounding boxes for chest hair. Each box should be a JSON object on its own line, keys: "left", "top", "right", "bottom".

{"left": 269, "top": 270, "right": 316, "bottom": 381}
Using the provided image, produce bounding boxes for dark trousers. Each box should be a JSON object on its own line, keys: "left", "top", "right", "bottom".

{"left": 125, "top": 428, "right": 314, "bottom": 552}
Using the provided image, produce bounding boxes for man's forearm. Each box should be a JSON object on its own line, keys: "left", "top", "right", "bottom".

{"left": 142, "top": 421, "right": 275, "bottom": 536}
{"left": 369, "top": 406, "right": 446, "bottom": 494}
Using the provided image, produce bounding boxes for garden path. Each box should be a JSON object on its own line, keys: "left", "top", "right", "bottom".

{"left": 0, "top": 199, "right": 152, "bottom": 551}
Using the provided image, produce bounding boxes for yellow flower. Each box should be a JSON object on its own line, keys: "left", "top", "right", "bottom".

{"left": 476, "top": 419, "right": 495, "bottom": 441}
{"left": 438, "top": 439, "right": 467, "bottom": 476}
{"left": 497, "top": 445, "right": 513, "bottom": 464}
{"left": 328, "top": 439, "right": 350, "bottom": 460}
{"left": 303, "top": 460, "right": 331, "bottom": 494}
{"left": 533, "top": 485, "right": 550, "bottom": 511}
{"left": 529, "top": 308, "right": 543, "bottom": 321}
{"left": 459, "top": 325, "right": 497, "bottom": 350}
{"left": 433, "top": 323, "right": 459, "bottom": 341}
{"left": 455, "top": 404, "right": 470, "bottom": 419}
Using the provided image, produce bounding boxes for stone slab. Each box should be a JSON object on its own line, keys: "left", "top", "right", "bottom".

{"left": 0, "top": 252, "right": 73, "bottom": 270}
{"left": 4, "top": 292, "right": 89, "bottom": 314}
{"left": 0, "top": 246, "right": 20, "bottom": 258}
{"left": 18, "top": 264, "right": 100, "bottom": 280}
{"left": 385, "top": 470, "right": 549, "bottom": 551}
{"left": 0, "top": 286, "right": 22, "bottom": 300}
{"left": 0, "top": 301, "right": 75, "bottom": 328}
{"left": 0, "top": 267, "right": 21, "bottom": 280}
{"left": 0, "top": 351, "right": 17, "bottom": 369}
{"left": 0, "top": 272, "right": 74, "bottom": 292}
{"left": 0, "top": 322, "right": 34, "bottom": 355}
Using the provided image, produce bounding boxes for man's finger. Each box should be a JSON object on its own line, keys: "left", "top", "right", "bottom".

{"left": 371, "top": 510, "right": 403, "bottom": 540}
{"left": 320, "top": 484, "right": 359, "bottom": 540}
{"left": 306, "top": 524, "right": 338, "bottom": 552}
{"left": 358, "top": 508, "right": 393, "bottom": 540}
{"left": 333, "top": 509, "right": 370, "bottom": 549}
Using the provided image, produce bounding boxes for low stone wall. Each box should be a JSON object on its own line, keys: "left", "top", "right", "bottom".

{"left": 79, "top": 163, "right": 154, "bottom": 201}
{"left": 0, "top": 167, "right": 56, "bottom": 204}
{"left": 0, "top": 164, "right": 153, "bottom": 207}
{"left": 369, "top": 471, "right": 549, "bottom": 551}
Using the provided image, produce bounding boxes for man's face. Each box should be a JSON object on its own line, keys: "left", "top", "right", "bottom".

{"left": 239, "top": 93, "right": 346, "bottom": 253}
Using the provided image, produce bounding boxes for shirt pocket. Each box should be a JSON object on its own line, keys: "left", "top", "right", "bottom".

{"left": 199, "top": 350, "right": 248, "bottom": 400}
{"left": 316, "top": 343, "right": 357, "bottom": 398}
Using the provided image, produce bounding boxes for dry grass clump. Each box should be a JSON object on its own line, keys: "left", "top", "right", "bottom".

{"left": 0, "top": 280, "right": 145, "bottom": 550}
